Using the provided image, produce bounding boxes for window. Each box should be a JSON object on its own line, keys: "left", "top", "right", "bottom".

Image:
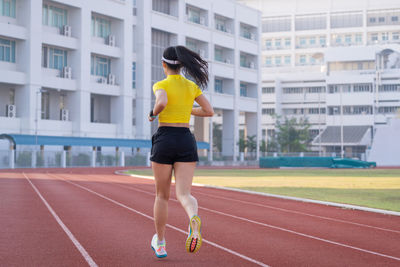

{"left": 262, "top": 108, "right": 275, "bottom": 115}
{"left": 371, "top": 33, "right": 378, "bottom": 42}
{"left": 275, "top": 39, "right": 281, "bottom": 48}
{"left": 319, "top": 36, "right": 326, "bottom": 46}
{"left": 0, "top": 38, "right": 16, "bottom": 63}
{"left": 335, "top": 35, "right": 342, "bottom": 44}
{"left": 299, "top": 37, "right": 306, "bottom": 46}
{"left": 186, "top": 39, "right": 197, "bottom": 53}
{"left": 240, "top": 54, "right": 246, "bottom": 67}
{"left": 392, "top": 16, "right": 399, "bottom": 22}
{"left": 215, "top": 17, "right": 227, "bottom": 32}
{"left": 378, "top": 17, "right": 385, "bottom": 23}
{"left": 355, "top": 34, "right": 362, "bottom": 43}
{"left": 284, "top": 55, "right": 291, "bottom": 65}
{"left": 353, "top": 84, "right": 371, "bottom": 92}
{"left": 283, "top": 87, "right": 303, "bottom": 94}
{"left": 345, "top": 35, "right": 352, "bottom": 44}
{"left": 265, "top": 56, "right": 272, "bottom": 66}
{"left": 132, "top": 62, "right": 136, "bottom": 89}
{"left": 285, "top": 38, "right": 291, "bottom": 47}
{"left": 91, "top": 15, "right": 111, "bottom": 38}
{"left": 265, "top": 39, "right": 272, "bottom": 49}
{"left": 187, "top": 7, "right": 201, "bottom": 24}
{"left": 379, "top": 84, "right": 400, "bottom": 92}
{"left": 0, "top": 0, "right": 16, "bottom": 18}
{"left": 369, "top": 17, "right": 376, "bottom": 23}
{"left": 382, "top": 32, "right": 388, "bottom": 41}
{"left": 262, "top": 87, "right": 275, "bottom": 94}
{"left": 309, "top": 37, "right": 316, "bottom": 45}
{"left": 240, "top": 83, "right": 247, "bottom": 97}
{"left": 299, "top": 55, "right": 306, "bottom": 64}
{"left": 214, "top": 47, "right": 223, "bottom": 62}
{"left": 241, "top": 25, "right": 252, "bottom": 39}
{"left": 275, "top": 56, "right": 281, "bottom": 65}
{"left": 41, "top": 92, "right": 50, "bottom": 120}
{"left": 91, "top": 55, "right": 111, "bottom": 77}
{"left": 43, "top": 4, "right": 68, "bottom": 28}
{"left": 42, "top": 46, "right": 68, "bottom": 70}
{"left": 393, "top": 32, "right": 399, "bottom": 40}
{"left": 215, "top": 79, "right": 223, "bottom": 93}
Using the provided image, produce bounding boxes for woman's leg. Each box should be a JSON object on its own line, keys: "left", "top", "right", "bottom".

{"left": 152, "top": 161, "right": 173, "bottom": 241}
{"left": 173, "top": 162, "right": 198, "bottom": 219}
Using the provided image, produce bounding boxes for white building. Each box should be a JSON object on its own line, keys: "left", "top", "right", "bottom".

{"left": 0, "top": 0, "right": 261, "bottom": 161}
{"left": 239, "top": 0, "right": 400, "bottom": 158}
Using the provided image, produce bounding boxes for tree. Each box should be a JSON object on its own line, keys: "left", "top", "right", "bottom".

{"left": 275, "top": 116, "right": 311, "bottom": 153}
{"left": 212, "top": 123, "right": 222, "bottom": 152}
{"left": 246, "top": 135, "right": 257, "bottom": 153}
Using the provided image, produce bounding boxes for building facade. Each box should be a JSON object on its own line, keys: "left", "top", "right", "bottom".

{"left": 0, "top": 0, "right": 261, "bottom": 160}
{"left": 239, "top": 0, "right": 400, "bottom": 158}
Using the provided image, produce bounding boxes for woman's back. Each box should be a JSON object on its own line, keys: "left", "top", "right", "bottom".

{"left": 153, "top": 74, "right": 202, "bottom": 124}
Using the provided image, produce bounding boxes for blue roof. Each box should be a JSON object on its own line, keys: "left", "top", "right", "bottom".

{"left": 0, "top": 134, "right": 210, "bottom": 149}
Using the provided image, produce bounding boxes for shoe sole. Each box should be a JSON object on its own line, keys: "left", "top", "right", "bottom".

{"left": 186, "top": 215, "right": 202, "bottom": 253}
{"left": 151, "top": 246, "right": 167, "bottom": 258}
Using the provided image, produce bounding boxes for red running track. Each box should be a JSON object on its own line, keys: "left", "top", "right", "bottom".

{"left": 1, "top": 168, "right": 400, "bottom": 266}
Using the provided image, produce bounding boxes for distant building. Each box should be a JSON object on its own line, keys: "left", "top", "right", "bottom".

{"left": 239, "top": 0, "right": 400, "bottom": 158}
{"left": 0, "top": 0, "right": 261, "bottom": 161}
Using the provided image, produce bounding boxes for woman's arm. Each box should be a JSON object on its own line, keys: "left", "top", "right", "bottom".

{"left": 149, "top": 89, "right": 168, "bottom": 122}
{"left": 191, "top": 94, "right": 214, "bottom": 117}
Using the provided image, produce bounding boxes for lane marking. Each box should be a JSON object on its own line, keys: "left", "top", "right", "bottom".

{"left": 90, "top": 174, "right": 400, "bottom": 262}
{"left": 48, "top": 173, "right": 270, "bottom": 267}
{"left": 121, "top": 172, "right": 400, "bottom": 233}
{"left": 22, "top": 173, "right": 98, "bottom": 267}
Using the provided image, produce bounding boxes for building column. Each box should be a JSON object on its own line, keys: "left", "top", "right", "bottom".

{"left": 222, "top": 110, "right": 237, "bottom": 159}
{"left": 135, "top": 0, "right": 152, "bottom": 140}
{"left": 194, "top": 117, "right": 209, "bottom": 157}
{"left": 245, "top": 112, "right": 258, "bottom": 157}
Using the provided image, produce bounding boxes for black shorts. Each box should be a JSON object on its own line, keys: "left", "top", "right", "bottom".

{"left": 150, "top": 126, "right": 199, "bottom": 165}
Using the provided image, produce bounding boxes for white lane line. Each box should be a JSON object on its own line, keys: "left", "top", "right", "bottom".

{"left": 97, "top": 176, "right": 400, "bottom": 262}
{"left": 122, "top": 172, "right": 400, "bottom": 234}
{"left": 191, "top": 190, "right": 400, "bottom": 235}
{"left": 49, "top": 173, "right": 270, "bottom": 267}
{"left": 22, "top": 173, "right": 98, "bottom": 267}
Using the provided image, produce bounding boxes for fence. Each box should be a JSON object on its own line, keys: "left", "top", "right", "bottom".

{"left": 0, "top": 150, "right": 151, "bottom": 169}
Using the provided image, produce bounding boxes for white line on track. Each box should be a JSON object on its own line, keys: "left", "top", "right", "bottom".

{"left": 48, "top": 173, "right": 270, "bottom": 267}
{"left": 122, "top": 172, "right": 400, "bottom": 234}
{"left": 22, "top": 173, "right": 98, "bottom": 267}
{"left": 94, "top": 174, "right": 400, "bottom": 262}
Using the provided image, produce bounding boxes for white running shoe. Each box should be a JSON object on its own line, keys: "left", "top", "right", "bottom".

{"left": 151, "top": 234, "right": 167, "bottom": 258}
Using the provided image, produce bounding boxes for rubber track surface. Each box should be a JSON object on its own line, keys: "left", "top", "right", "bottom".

{"left": 1, "top": 167, "right": 400, "bottom": 266}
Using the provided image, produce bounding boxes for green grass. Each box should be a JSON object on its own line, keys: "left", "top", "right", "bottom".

{"left": 125, "top": 168, "right": 400, "bottom": 212}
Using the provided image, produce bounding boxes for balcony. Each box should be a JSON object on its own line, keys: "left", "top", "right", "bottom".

{"left": 186, "top": 37, "right": 208, "bottom": 59}
{"left": 0, "top": 62, "right": 25, "bottom": 84}
{"left": 240, "top": 22, "right": 257, "bottom": 41}
{"left": 90, "top": 75, "right": 121, "bottom": 96}
{"left": 41, "top": 68, "right": 77, "bottom": 91}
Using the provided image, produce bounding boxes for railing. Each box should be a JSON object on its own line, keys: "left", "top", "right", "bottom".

{"left": 0, "top": 149, "right": 151, "bottom": 169}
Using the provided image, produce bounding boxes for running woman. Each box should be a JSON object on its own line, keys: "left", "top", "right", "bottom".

{"left": 149, "top": 46, "right": 213, "bottom": 258}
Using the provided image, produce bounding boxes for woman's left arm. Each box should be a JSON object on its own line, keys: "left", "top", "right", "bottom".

{"left": 149, "top": 89, "right": 168, "bottom": 122}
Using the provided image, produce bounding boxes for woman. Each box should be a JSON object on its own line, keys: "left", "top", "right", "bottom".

{"left": 149, "top": 46, "right": 214, "bottom": 258}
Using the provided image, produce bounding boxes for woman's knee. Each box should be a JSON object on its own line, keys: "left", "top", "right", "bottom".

{"left": 156, "top": 191, "right": 170, "bottom": 201}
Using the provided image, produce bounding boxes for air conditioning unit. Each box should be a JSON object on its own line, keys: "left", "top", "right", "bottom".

{"left": 200, "top": 16, "right": 205, "bottom": 25}
{"left": 225, "top": 58, "right": 231, "bottom": 64}
{"left": 199, "top": 49, "right": 206, "bottom": 58}
{"left": 107, "top": 35, "right": 116, "bottom": 46}
{"left": 60, "top": 109, "right": 69, "bottom": 121}
{"left": 98, "top": 77, "right": 107, "bottom": 84}
{"left": 249, "top": 62, "right": 255, "bottom": 68}
{"left": 250, "top": 33, "right": 256, "bottom": 40}
{"left": 62, "top": 25, "right": 72, "bottom": 37}
{"left": 108, "top": 73, "right": 116, "bottom": 85}
{"left": 62, "top": 66, "right": 72, "bottom": 79}
{"left": 6, "top": 104, "right": 16, "bottom": 118}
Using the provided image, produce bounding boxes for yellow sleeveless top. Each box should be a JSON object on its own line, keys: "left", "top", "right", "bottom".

{"left": 152, "top": 75, "right": 203, "bottom": 123}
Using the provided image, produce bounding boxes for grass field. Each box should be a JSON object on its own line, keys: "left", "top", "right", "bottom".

{"left": 126, "top": 169, "right": 400, "bottom": 212}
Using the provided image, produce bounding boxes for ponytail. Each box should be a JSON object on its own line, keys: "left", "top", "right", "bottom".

{"left": 162, "top": 46, "right": 209, "bottom": 89}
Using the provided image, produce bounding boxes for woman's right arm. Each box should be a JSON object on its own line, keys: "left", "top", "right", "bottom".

{"left": 192, "top": 95, "right": 214, "bottom": 117}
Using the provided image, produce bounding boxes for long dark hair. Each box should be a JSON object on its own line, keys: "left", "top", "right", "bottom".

{"left": 162, "top": 46, "right": 209, "bottom": 89}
